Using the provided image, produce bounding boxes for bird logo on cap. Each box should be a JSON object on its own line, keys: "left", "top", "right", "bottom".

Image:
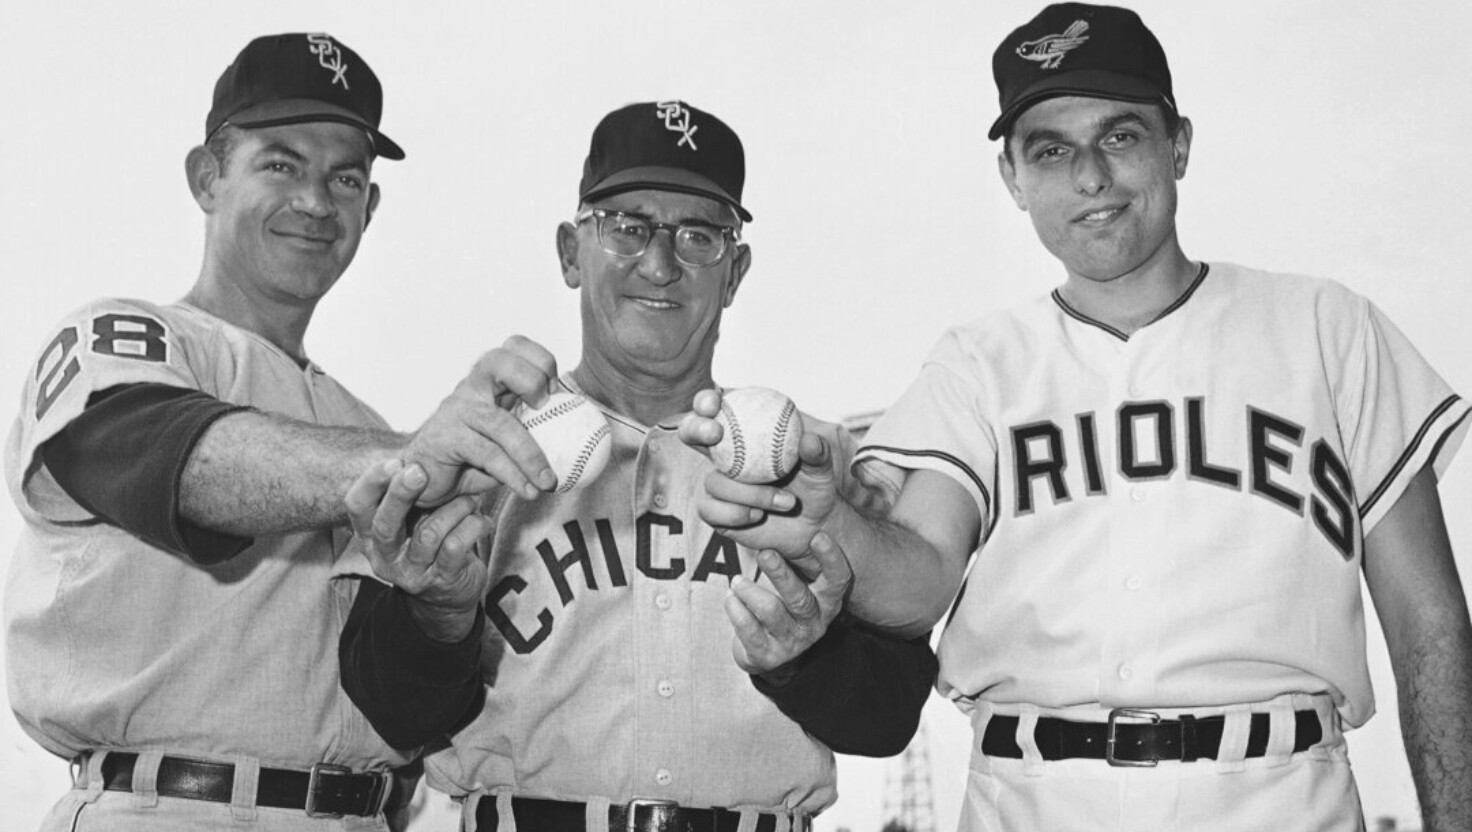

{"left": 1017, "top": 20, "right": 1089, "bottom": 69}
{"left": 656, "top": 101, "right": 699, "bottom": 150}
{"left": 307, "top": 33, "right": 350, "bottom": 89}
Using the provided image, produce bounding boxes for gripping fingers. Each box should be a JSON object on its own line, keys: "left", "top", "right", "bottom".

{"left": 371, "top": 464, "right": 429, "bottom": 543}
{"left": 345, "top": 458, "right": 401, "bottom": 536}
{"left": 730, "top": 574, "right": 798, "bottom": 641}
{"left": 703, "top": 472, "right": 796, "bottom": 515}
{"left": 460, "top": 408, "right": 556, "bottom": 496}
{"left": 754, "top": 549, "right": 819, "bottom": 622}
{"left": 723, "top": 586, "right": 769, "bottom": 670}
{"left": 406, "top": 495, "right": 479, "bottom": 566}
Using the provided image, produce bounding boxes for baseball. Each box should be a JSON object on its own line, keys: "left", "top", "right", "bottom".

{"left": 515, "top": 392, "right": 612, "bottom": 494}
{"left": 710, "top": 387, "right": 804, "bottom": 483}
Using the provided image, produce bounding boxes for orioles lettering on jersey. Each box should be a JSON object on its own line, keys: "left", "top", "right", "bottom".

{"left": 486, "top": 513, "right": 747, "bottom": 654}
{"left": 1010, "top": 394, "right": 1356, "bottom": 558}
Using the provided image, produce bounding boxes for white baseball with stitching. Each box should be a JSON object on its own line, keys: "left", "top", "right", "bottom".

{"left": 710, "top": 387, "right": 803, "bottom": 484}
{"left": 515, "top": 392, "right": 612, "bottom": 493}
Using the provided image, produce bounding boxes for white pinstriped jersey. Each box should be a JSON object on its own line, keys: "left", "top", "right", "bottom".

{"left": 422, "top": 377, "right": 842, "bottom": 818}
{"left": 856, "top": 264, "right": 1469, "bottom": 727}
{"left": 4, "top": 298, "right": 412, "bottom": 771}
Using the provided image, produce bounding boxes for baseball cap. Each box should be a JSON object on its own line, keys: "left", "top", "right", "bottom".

{"left": 579, "top": 101, "right": 751, "bottom": 222}
{"left": 206, "top": 33, "right": 405, "bottom": 160}
{"left": 989, "top": 3, "right": 1175, "bottom": 141}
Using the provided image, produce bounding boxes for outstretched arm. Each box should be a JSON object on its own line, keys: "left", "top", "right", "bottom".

{"left": 339, "top": 460, "right": 493, "bottom": 750}
{"left": 1363, "top": 466, "right": 1472, "bottom": 831}
{"left": 181, "top": 336, "right": 560, "bottom": 537}
{"left": 682, "top": 390, "right": 977, "bottom": 636}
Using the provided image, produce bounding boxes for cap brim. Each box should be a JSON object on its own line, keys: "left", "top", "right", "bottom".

{"left": 223, "top": 98, "right": 405, "bottom": 160}
{"left": 988, "top": 70, "right": 1175, "bottom": 141}
{"left": 582, "top": 165, "right": 752, "bottom": 222}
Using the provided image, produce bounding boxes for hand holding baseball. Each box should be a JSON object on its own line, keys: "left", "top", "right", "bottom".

{"left": 726, "top": 532, "right": 854, "bottom": 684}
{"left": 404, "top": 335, "right": 560, "bottom": 506}
{"left": 512, "top": 392, "right": 612, "bottom": 493}
{"left": 681, "top": 388, "right": 842, "bottom": 560}
{"left": 344, "top": 458, "right": 492, "bottom": 642}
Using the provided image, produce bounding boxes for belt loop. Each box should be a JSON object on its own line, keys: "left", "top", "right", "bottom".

{"left": 462, "top": 790, "right": 485, "bottom": 832}
{"left": 82, "top": 751, "right": 107, "bottom": 802}
{"left": 735, "top": 809, "right": 758, "bottom": 832}
{"left": 771, "top": 810, "right": 790, "bottom": 832}
{"left": 1264, "top": 705, "right": 1295, "bottom": 767}
{"left": 496, "top": 791, "right": 517, "bottom": 832}
{"left": 130, "top": 750, "right": 164, "bottom": 808}
{"left": 1016, "top": 704, "right": 1044, "bottom": 776}
{"left": 1215, "top": 706, "right": 1251, "bottom": 773}
{"left": 585, "top": 795, "right": 610, "bottom": 832}
{"left": 229, "top": 755, "right": 259, "bottom": 821}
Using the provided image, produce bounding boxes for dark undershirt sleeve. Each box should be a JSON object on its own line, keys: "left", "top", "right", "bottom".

{"left": 40, "top": 382, "right": 254, "bottom": 564}
{"left": 752, "top": 620, "right": 937, "bottom": 757}
{"left": 340, "top": 580, "right": 488, "bottom": 751}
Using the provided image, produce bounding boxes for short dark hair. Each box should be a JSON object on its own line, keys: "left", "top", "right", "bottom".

{"left": 1002, "top": 102, "right": 1182, "bottom": 166}
{"left": 205, "top": 125, "right": 241, "bottom": 174}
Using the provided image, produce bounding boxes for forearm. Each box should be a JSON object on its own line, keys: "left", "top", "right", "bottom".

{"left": 822, "top": 501, "right": 959, "bottom": 638}
{"left": 181, "top": 410, "right": 407, "bottom": 536}
{"left": 755, "top": 621, "right": 936, "bottom": 757}
{"left": 1393, "top": 614, "right": 1472, "bottom": 830}
{"left": 340, "top": 580, "right": 487, "bottom": 751}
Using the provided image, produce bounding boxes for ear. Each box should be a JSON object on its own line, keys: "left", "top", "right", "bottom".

{"left": 998, "top": 150, "right": 1027, "bottom": 211}
{"left": 363, "top": 182, "right": 381, "bottom": 230}
{"left": 1171, "top": 117, "right": 1193, "bottom": 180}
{"left": 721, "top": 243, "right": 752, "bottom": 308}
{"left": 556, "top": 221, "right": 582, "bottom": 289}
{"left": 186, "top": 146, "right": 221, "bottom": 211}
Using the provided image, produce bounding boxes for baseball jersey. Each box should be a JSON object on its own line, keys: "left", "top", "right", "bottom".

{"left": 856, "top": 263, "right": 1469, "bottom": 728}
{"left": 4, "top": 297, "right": 413, "bottom": 771}
{"left": 421, "top": 377, "right": 838, "bottom": 816}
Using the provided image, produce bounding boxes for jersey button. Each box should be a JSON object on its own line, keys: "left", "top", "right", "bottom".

{"left": 655, "top": 594, "right": 672, "bottom": 611}
{"left": 654, "top": 494, "right": 669, "bottom": 509}
{"left": 1125, "top": 576, "right": 1142, "bottom": 591}
{"left": 1130, "top": 487, "right": 1147, "bottom": 503}
{"left": 1118, "top": 664, "right": 1134, "bottom": 680}
{"left": 656, "top": 680, "right": 675, "bottom": 698}
{"left": 655, "top": 769, "right": 672, "bottom": 786}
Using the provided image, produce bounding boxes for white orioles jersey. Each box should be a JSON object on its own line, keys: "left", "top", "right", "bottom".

{"left": 856, "top": 264, "right": 1469, "bottom": 727}
{"left": 422, "top": 377, "right": 844, "bottom": 824}
{"left": 4, "top": 298, "right": 410, "bottom": 771}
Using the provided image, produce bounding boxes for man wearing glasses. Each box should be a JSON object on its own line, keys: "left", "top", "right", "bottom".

{"left": 336, "top": 100, "right": 935, "bottom": 832}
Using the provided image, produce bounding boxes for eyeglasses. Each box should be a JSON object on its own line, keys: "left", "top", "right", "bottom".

{"left": 575, "top": 208, "right": 739, "bottom": 268}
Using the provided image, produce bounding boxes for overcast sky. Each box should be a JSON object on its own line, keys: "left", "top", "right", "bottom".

{"left": 3, "top": 1, "right": 1469, "bottom": 829}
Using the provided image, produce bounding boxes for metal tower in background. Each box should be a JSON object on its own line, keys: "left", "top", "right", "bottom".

{"left": 879, "top": 716, "right": 936, "bottom": 832}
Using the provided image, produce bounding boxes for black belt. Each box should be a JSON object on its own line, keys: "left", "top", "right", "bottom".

{"left": 982, "top": 708, "right": 1323, "bottom": 767}
{"left": 97, "top": 752, "right": 394, "bottom": 818}
{"left": 476, "top": 795, "right": 786, "bottom": 832}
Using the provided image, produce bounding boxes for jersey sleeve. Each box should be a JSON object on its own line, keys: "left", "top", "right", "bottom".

{"left": 854, "top": 329, "right": 997, "bottom": 525}
{"left": 1329, "top": 294, "right": 1470, "bottom": 532}
{"left": 8, "top": 300, "right": 204, "bottom": 525}
{"left": 752, "top": 621, "right": 936, "bottom": 757}
{"left": 338, "top": 579, "right": 488, "bottom": 751}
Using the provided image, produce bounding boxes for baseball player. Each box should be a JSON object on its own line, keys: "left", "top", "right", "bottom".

{"left": 684, "top": 4, "right": 1472, "bottom": 830}
{"left": 5, "top": 33, "right": 554, "bottom": 831}
{"left": 335, "top": 100, "right": 936, "bottom": 832}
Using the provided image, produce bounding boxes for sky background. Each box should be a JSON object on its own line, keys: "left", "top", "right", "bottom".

{"left": 3, "top": 1, "right": 1470, "bottom": 829}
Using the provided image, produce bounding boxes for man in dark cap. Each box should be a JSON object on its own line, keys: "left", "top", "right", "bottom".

{"left": 336, "top": 100, "right": 936, "bottom": 832}
{"left": 683, "top": 4, "right": 1472, "bottom": 829}
{"left": 4, "top": 32, "right": 557, "bottom": 831}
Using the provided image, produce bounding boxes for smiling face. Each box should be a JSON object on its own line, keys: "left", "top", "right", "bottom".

{"left": 1000, "top": 96, "right": 1191, "bottom": 284}
{"left": 195, "top": 121, "right": 379, "bottom": 307}
{"left": 558, "top": 188, "right": 750, "bottom": 387}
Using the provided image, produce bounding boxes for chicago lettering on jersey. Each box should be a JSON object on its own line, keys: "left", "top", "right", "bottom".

{"left": 1010, "top": 396, "right": 1357, "bottom": 558}
{"left": 485, "top": 511, "right": 749, "bottom": 654}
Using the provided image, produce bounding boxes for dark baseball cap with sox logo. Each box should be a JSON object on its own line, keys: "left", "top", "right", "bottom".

{"left": 579, "top": 101, "right": 752, "bottom": 222}
{"left": 989, "top": 2, "right": 1177, "bottom": 141}
{"left": 206, "top": 33, "right": 405, "bottom": 160}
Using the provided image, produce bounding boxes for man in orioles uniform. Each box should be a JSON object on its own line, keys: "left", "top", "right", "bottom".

{"left": 5, "top": 33, "right": 557, "bottom": 831}
{"left": 683, "top": 4, "right": 1472, "bottom": 830}
{"left": 335, "top": 100, "right": 936, "bottom": 832}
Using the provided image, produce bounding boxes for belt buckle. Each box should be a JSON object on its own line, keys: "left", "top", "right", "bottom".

{"left": 1106, "top": 708, "right": 1161, "bottom": 768}
{"left": 305, "top": 762, "right": 352, "bottom": 818}
{"left": 625, "top": 797, "right": 680, "bottom": 832}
